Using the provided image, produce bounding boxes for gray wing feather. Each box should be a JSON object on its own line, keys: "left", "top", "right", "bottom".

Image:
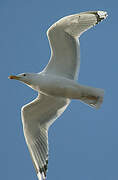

{"left": 44, "top": 11, "right": 107, "bottom": 80}
{"left": 21, "top": 94, "right": 70, "bottom": 179}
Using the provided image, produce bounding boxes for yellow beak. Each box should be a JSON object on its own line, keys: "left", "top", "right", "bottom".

{"left": 8, "top": 75, "right": 20, "bottom": 80}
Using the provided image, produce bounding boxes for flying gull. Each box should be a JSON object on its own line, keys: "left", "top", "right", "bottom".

{"left": 9, "top": 11, "right": 107, "bottom": 180}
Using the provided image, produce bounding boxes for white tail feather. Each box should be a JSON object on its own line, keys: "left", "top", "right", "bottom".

{"left": 78, "top": 85, "right": 104, "bottom": 109}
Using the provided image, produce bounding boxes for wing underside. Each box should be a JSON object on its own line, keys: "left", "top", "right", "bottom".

{"left": 44, "top": 11, "right": 107, "bottom": 80}
{"left": 21, "top": 94, "right": 70, "bottom": 179}
{"left": 45, "top": 27, "right": 80, "bottom": 80}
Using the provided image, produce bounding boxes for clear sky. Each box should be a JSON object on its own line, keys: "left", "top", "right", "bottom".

{"left": 1, "top": 0, "right": 118, "bottom": 180}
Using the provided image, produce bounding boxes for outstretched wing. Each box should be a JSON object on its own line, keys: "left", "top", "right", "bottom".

{"left": 44, "top": 11, "right": 107, "bottom": 80}
{"left": 21, "top": 93, "right": 70, "bottom": 180}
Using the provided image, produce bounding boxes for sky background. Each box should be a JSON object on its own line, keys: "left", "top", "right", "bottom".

{"left": 0, "top": 0, "right": 118, "bottom": 180}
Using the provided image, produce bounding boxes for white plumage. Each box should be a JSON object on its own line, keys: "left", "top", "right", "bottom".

{"left": 9, "top": 11, "right": 107, "bottom": 180}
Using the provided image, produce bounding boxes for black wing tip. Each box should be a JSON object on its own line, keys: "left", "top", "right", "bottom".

{"left": 96, "top": 11, "right": 108, "bottom": 24}
{"left": 39, "top": 160, "right": 48, "bottom": 178}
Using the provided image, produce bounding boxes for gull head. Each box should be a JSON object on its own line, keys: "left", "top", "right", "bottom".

{"left": 8, "top": 73, "right": 39, "bottom": 87}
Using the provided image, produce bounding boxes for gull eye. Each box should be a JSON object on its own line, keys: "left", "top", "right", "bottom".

{"left": 23, "top": 74, "right": 26, "bottom": 77}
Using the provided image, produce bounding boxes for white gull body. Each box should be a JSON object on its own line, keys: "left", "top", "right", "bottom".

{"left": 9, "top": 11, "right": 107, "bottom": 180}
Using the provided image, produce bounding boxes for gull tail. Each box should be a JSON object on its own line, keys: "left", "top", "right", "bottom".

{"left": 80, "top": 89, "right": 104, "bottom": 109}
{"left": 77, "top": 85, "right": 104, "bottom": 109}
{"left": 62, "top": 83, "right": 104, "bottom": 109}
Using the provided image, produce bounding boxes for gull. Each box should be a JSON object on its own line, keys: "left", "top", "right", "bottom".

{"left": 9, "top": 11, "right": 107, "bottom": 180}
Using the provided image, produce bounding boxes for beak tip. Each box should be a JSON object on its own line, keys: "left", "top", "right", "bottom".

{"left": 8, "top": 75, "right": 13, "bottom": 79}
{"left": 8, "top": 75, "right": 18, "bottom": 80}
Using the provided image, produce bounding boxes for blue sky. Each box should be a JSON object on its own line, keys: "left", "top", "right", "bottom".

{"left": 1, "top": 0, "right": 118, "bottom": 180}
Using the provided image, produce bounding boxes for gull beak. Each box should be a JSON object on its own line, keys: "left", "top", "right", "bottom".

{"left": 8, "top": 75, "right": 20, "bottom": 80}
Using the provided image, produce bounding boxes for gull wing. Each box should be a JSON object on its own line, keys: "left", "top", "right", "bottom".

{"left": 21, "top": 93, "right": 70, "bottom": 179}
{"left": 44, "top": 11, "right": 107, "bottom": 80}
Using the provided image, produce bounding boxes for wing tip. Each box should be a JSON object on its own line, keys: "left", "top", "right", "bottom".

{"left": 96, "top": 11, "right": 108, "bottom": 24}
{"left": 37, "top": 172, "right": 46, "bottom": 180}
{"left": 37, "top": 160, "right": 48, "bottom": 180}
{"left": 37, "top": 172, "right": 42, "bottom": 180}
